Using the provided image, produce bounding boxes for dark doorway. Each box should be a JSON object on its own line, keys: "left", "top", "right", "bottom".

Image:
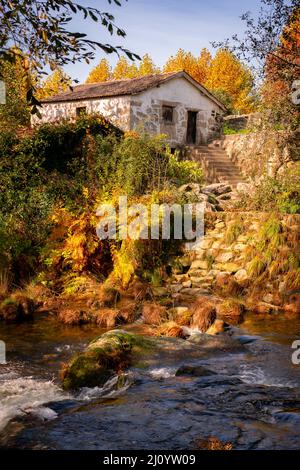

{"left": 186, "top": 111, "right": 197, "bottom": 144}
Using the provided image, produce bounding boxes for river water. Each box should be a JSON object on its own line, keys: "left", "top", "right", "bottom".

{"left": 0, "top": 313, "right": 299, "bottom": 450}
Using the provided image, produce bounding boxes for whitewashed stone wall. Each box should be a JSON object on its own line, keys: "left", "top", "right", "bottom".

{"left": 130, "top": 77, "right": 223, "bottom": 145}
{"left": 32, "top": 96, "right": 131, "bottom": 131}
{"left": 32, "top": 77, "right": 224, "bottom": 145}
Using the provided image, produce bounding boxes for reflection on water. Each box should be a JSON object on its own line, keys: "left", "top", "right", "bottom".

{"left": 242, "top": 313, "right": 300, "bottom": 345}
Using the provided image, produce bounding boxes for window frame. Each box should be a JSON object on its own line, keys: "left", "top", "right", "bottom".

{"left": 76, "top": 106, "right": 87, "bottom": 117}
{"left": 162, "top": 105, "right": 174, "bottom": 124}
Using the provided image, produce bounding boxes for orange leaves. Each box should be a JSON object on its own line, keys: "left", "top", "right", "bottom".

{"left": 281, "top": 9, "right": 300, "bottom": 52}
{"left": 163, "top": 48, "right": 209, "bottom": 84}
{"left": 262, "top": 79, "right": 290, "bottom": 107}
{"left": 163, "top": 48, "right": 255, "bottom": 113}
{"left": 44, "top": 205, "right": 103, "bottom": 276}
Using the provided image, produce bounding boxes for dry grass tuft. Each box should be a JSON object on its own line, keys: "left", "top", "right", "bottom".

{"left": 142, "top": 302, "right": 168, "bottom": 325}
{"left": 190, "top": 296, "right": 216, "bottom": 332}
{"left": 156, "top": 321, "right": 185, "bottom": 338}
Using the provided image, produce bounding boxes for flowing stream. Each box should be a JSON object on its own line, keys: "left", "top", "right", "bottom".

{"left": 0, "top": 313, "right": 299, "bottom": 450}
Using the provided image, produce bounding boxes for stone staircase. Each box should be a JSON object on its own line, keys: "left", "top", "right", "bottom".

{"left": 187, "top": 140, "right": 246, "bottom": 187}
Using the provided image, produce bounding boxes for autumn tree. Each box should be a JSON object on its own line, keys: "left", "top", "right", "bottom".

{"left": 262, "top": 7, "right": 300, "bottom": 128}
{"left": 0, "top": 0, "right": 139, "bottom": 110}
{"left": 0, "top": 50, "right": 30, "bottom": 127}
{"left": 37, "top": 68, "right": 72, "bottom": 99}
{"left": 138, "top": 54, "right": 160, "bottom": 76}
{"left": 205, "top": 49, "right": 255, "bottom": 113}
{"left": 164, "top": 49, "right": 198, "bottom": 80}
{"left": 214, "top": 0, "right": 300, "bottom": 127}
{"left": 197, "top": 48, "right": 212, "bottom": 84}
{"left": 113, "top": 56, "right": 139, "bottom": 79}
{"left": 86, "top": 59, "right": 112, "bottom": 83}
{"left": 164, "top": 48, "right": 214, "bottom": 84}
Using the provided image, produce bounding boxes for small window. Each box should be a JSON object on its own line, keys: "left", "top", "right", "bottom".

{"left": 76, "top": 106, "right": 87, "bottom": 117}
{"left": 162, "top": 105, "right": 174, "bottom": 123}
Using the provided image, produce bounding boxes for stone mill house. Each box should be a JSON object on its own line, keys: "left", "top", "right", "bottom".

{"left": 32, "top": 71, "right": 226, "bottom": 147}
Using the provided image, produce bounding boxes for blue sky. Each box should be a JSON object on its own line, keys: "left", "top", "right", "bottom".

{"left": 65, "top": 0, "right": 262, "bottom": 82}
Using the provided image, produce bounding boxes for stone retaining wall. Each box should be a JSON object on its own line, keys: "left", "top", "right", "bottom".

{"left": 220, "top": 130, "right": 299, "bottom": 179}
{"left": 168, "top": 212, "right": 300, "bottom": 314}
{"left": 223, "top": 113, "right": 262, "bottom": 131}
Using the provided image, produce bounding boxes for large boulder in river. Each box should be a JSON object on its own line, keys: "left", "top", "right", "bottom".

{"left": 188, "top": 332, "right": 244, "bottom": 351}
{"left": 61, "top": 330, "right": 141, "bottom": 391}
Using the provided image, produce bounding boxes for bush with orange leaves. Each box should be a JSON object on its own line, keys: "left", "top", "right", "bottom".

{"left": 39, "top": 201, "right": 112, "bottom": 294}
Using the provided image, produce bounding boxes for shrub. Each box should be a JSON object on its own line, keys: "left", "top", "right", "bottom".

{"left": 0, "top": 121, "right": 204, "bottom": 289}
{"left": 246, "top": 214, "right": 300, "bottom": 284}
{"left": 223, "top": 123, "right": 250, "bottom": 135}
{"left": 224, "top": 218, "right": 244, "bottom": 244}
{"left": 236, "top": 164, "right": 300, "bottom": 214}
{"left": 92, "top": 133, "right": 203, "bottom": 196}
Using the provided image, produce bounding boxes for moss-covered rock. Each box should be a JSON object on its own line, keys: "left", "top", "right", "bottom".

{"left": 61, "top": 330, "right": 145, "bottom": 390}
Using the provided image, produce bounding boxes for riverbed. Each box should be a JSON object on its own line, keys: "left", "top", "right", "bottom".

{"left": 0, "top": 313, "right": 299, "bottom": 450}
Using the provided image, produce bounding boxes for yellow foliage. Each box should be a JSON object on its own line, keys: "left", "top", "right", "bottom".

{"left": 138, "top": 54, "right": 160, "bottom": 76}
{"left": 197, "top": 48, "right": 212, "bottom": 83}
{"left": 112, "top": 56, "right": 138, "bottom": 80}
{"left": 44, "top": 205, "right": 102, "bottom": 275}
{"left": 164, "top": 48, "right": 206, "bottom": 84}
{"left": 37, "top": 68, "right": 71, "bottom": 99}
{"left": 124, "top": 131, "right": 140, "bottom": 139}
{"left": 205, "top": 49, "right": 255, "bottom": 113}
{"left": 85, "top": 58, "right": 111, "bottom": 83}
{"left": 109, "top": 241, "right": 138, "bottom": 289}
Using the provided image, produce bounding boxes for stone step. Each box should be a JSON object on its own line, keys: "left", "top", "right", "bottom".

{"left": 208, "top": 165, "right": 241, "bottom": 171}
{"left": 187, "top": 141, "right": 245, "bottom": 186}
